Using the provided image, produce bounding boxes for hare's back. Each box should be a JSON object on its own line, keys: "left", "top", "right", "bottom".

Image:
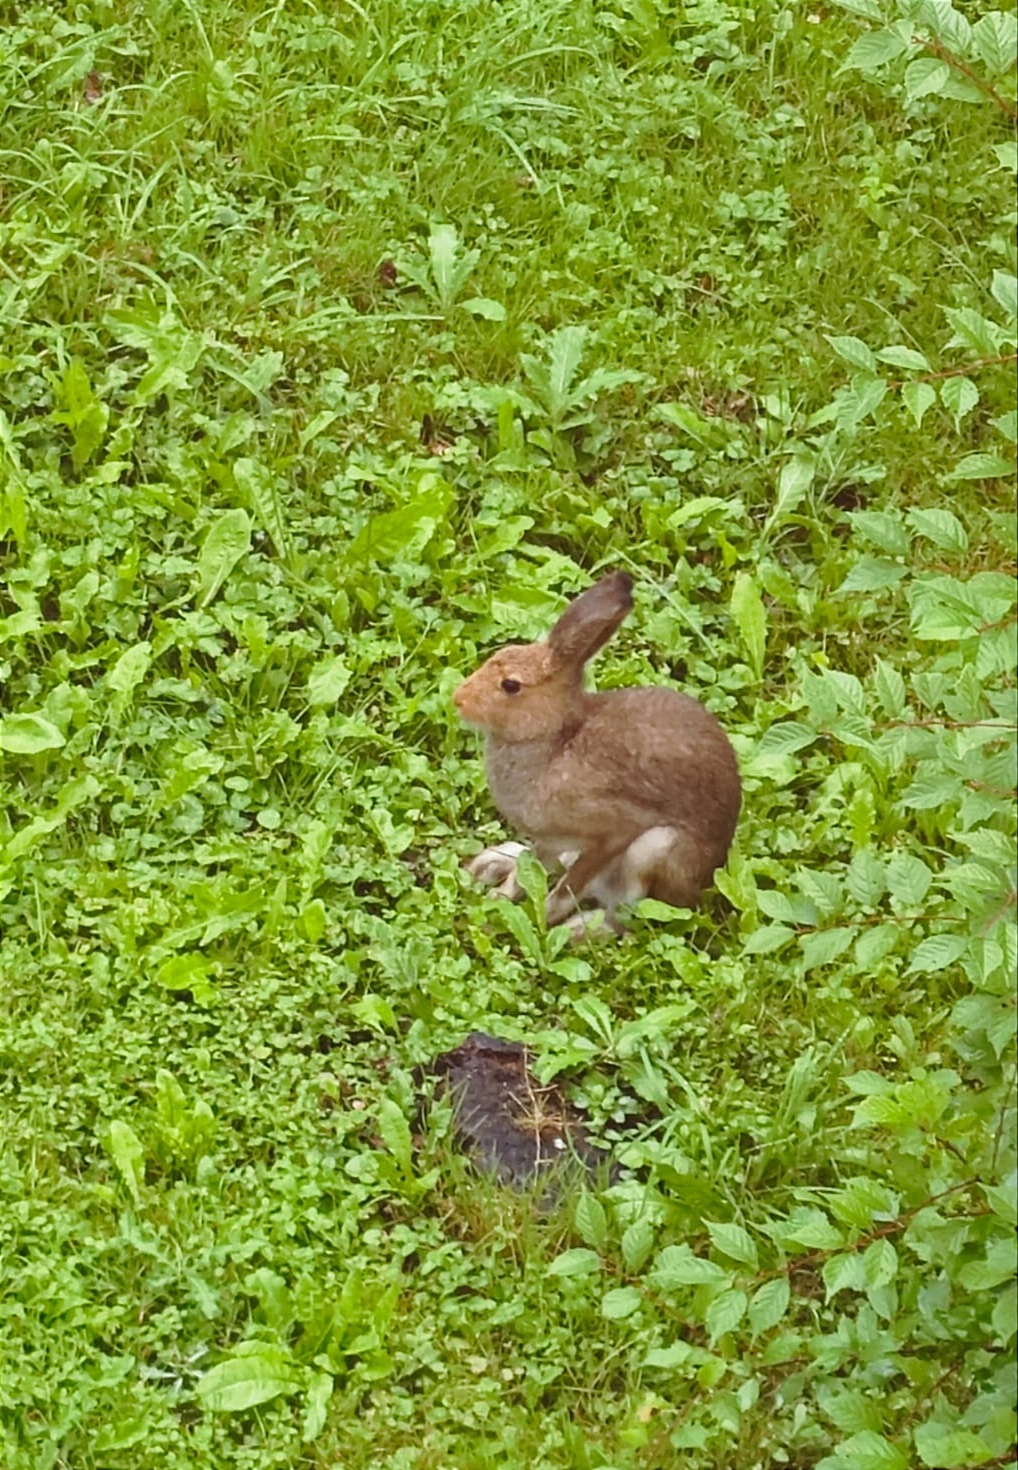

{"left": 575, "top": 686, "right": 740, "bottom": 837}
{"left": 586, "top": 685, "right": 734, "bottom": 765}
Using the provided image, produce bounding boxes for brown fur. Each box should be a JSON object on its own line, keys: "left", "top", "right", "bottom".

{"left": 454, "top": 572, "right": 741, "bottom": 927}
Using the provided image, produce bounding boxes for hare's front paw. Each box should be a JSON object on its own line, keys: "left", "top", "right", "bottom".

{"left": 465, "top": 842, "right": 527, "bottom": 900}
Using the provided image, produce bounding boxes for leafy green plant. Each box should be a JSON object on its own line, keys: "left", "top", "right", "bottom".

{"left": 0, "top": 1, "right": 1014, "bottom": 1466}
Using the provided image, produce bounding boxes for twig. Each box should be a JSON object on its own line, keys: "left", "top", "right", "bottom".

{"left": 981, "top": 887, "right": 1018, "bottom": 936}
{"left": 917, "top": 35, "right": 1018, "bottom": 121}
{"left": 774, "top": 1178, "right": 982, "bottom": 1281}
{"left": 887, "top": 352, "right": 1018, "bottom": 390}
{"left": 877, "top": 718, "right": 1017, "bottom": 731}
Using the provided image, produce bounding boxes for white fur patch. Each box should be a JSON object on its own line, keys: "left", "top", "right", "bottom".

{"left": 465, "top": 842, "right": 527, "bottom": 899}
{"left": 586, "top": 826, "right": 680, "bottom": 912}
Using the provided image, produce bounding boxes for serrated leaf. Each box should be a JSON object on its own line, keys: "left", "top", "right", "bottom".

{"left": 706, "top": 1221, "right": 758, "bottom": 1268}
{"left": 939, "top": 377, "right": 979, "bottom": 430}
{"left": 819, "top": 1386, "right": 884, "bottom": 1435}
{"left": 781, "top": 1208, "right": 845, "bottom": 1250}
{"left": 574, "top": 1191, "right": 608, "bottom": 1251}
{"left": 992, "top": 409, "right": 1018, "bottom": 444}
{"left": 904, "top": 57, "right": 951, "bottom": 101}
{"left": 649, "top": 1244, "right": 729, "bottom": 1289}
{"left": 234, "top": 457, "right": 291, "bottom": 561}
{"left": 902, "top": 380, "right": 936, "bottom": 427}
{"left": 705, "top": 1287, "right": 747, "bottom": 1343}
{"left": 901, "top": 768, "right": 961, "bottom": 809}
{"left": 799, "top": 927, "right": 855, "bottom": 970}
{"left": 196, "top": 1345, "right": 301, "bottom": 1412}
{"left": 836, "top": 556, "right": 906, "bottom": 595}
{"left": 944, "top": 307, "right": 1005, "bottom": 357}
{"left": 797, "top": 869, "right": 844, "bottom": 916}
{"left": 991, "top": 269, "right": 1017, "bottom": 321}
{"left": 743, "top": 924, "right": 796, "bottom": 955}
{"left": 765, "top": 450, "right": 815, "bottom": 533}
{"left": 643, "top": 1341, "right": 697, "bottom": 1370}
{"left": 656, "top": 400, "right": 721, "bottom": 446}
{"left": 844, "top": 1070, "right": 893, "bottom": 1097}
{"left": 302, "top": 1371, "right": 333, "bottom": 1443}
{"left": 839, "top": 374, "right": 888, "bottom": 426}
{"left": 620, "top": 1219, "right": 656, "bottom": 1273}
{"left": 833, "top": 1430, "right": 909, "bottom": 1470}
{"left": 547, "top": 1247, "right": 602, "bottom": 1278}
{"left": 958, "top": 1236, "right": 1017, "bottom": 1291}
{"left": 348, "top": 481, "right": 453, "bottom": 567}
{"left": 907, "top": 934, "right": 968, "bottom": 974}
{"left": 875, "top": 344, "right": 930, "bottom": 371}
{"left": 992, "top": 1282, "right": 1017, "bottom": 1343}
{"left": 377, "top": 1097, "right": 413, "bottom": 1179}
{"left": 545, "top": 325, "right": 587, "bottom": 418}
{"left": 914, "top": 1422, "right": 995, "bottom": 1469}
{"left": 982, "top": 1179, "right": 1018, "bottom": 1227}
{"left": 570, "top": 994, "right": 615, "bottom": 1045}
{"left": 952, "top": 994, "right": 1014, "bottom": 1056}
{"left": 829, "top": 1177, "right": 898, "bottom": 1230}
{"left": 198, "top": 508, "right": 251, "bottom": 607}
{"left": 108, "top": 641, "right": 152, "bottom": 701}
{"left": 847, "top": 849, "right": 887, "bottom": 907}
{"left": 157, "top": 952, "right": 213, "bottom": 997}
{"left": 427, "top": 223, "right": 478, "bottom": 310}
{"left": 854, "top": 925, "right": 899, "bottom": 968}
{"left": 4, "top": 774, "right": 101, "bottom": 862}
{"left": 0, "top": 713, "right": 66, "bottom": 754}
{"left": 887, "top": 852, "right": 933, "bottom": 906}
{"left": 826, "top": 335, "right": 877, "bottom": 371}
{"left": 842, "top": 26, "right": 911, "bottom": 73}
{"left": 906, "top": 507, "right": 968, "bottom": 553}
{"left": 972, "top": 11, "right": 1017, "bottom": 75}
{"left": 730, "top": 572, "right": 766, "bottom": 679}
{"left": 824, "top": 1251, "right": 868, "bottom": 1299}
{"left": 307, "top": 655, "right": 351, "bottom": 706}
{"left": 755, "top": 723, "right": 817, "bottom": 758}
{"left": 756, "top": 891, "right": 801, "bottom": 923}
{"left": 601, "top": 1286, "right": 642, "bottom": 1320}
{"left": 872, "top": 658, "right": 906, "bottom": 717}
{"left": 835, "top": 0, "right": 882, "bottom": 17}
{"left": 848, "top": 509, "right": 910, "bottom": 556}
{"left": 106, "top": 1120, "right": 145, "bottom": 1206}
{"left": 862, "top": 1238, "right": 897, "bottom": 1289}
{"left": 748, "top": 1277, "right": 789, "bottom": 1337}
{"left": 927, "top": 4, "right": 972, "bottom": 55}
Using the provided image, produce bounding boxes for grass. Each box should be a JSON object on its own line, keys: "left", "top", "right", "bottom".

{"left": 1, "top": 2, "right": 1016, "bottom": 1468}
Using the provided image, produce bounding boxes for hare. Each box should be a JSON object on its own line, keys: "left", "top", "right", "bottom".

{"left": 453, "top": 571, "right": 741, "bottom": 934}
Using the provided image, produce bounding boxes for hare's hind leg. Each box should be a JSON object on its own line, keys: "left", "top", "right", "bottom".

{"left": 464, "top": 841, "right": 528, "bottom": 899}
{"left": 642, "top": 826, "right": 711, "bottom": 910}
{"left": 544, "top": 827, "right": 704, "bottom": 938}
{"left": 545, "top": 836, "right": 632, "bottom": 929}
{"left": 586, "top": 826, "right": 698, "bottom": 923}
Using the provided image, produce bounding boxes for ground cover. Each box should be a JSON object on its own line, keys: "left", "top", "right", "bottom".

{"left": 1, "top": 2, "right": 1015, "bottom": 1467}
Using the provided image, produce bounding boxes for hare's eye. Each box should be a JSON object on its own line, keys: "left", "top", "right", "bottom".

{"left": 500, "top": 677, "right": 522, "bottom": 695}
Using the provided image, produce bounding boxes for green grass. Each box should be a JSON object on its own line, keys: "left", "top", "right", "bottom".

{"left": 1, "top": 2, "right": 1016, "bottom": 1467}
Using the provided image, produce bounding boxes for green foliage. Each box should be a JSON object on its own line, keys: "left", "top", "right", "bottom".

{"left": 1, "top": 0, "right": 1015, "bottom": 1467}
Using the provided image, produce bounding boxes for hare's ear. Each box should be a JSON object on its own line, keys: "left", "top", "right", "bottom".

{"left": 547, "top": 572, "right": 634, "bottom": 671}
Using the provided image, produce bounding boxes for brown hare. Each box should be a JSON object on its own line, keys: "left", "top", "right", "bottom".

{"left": 453, "top": 571, "right": 741, "bottom": 934}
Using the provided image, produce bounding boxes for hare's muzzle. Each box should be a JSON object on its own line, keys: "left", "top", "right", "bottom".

{"left": 452, "top": 675, "right": 481, "bottom": 725}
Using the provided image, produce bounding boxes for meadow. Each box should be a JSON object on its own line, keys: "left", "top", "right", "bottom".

{"left": 0, "top": 2, "right": 1015, "bottom": 1467}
